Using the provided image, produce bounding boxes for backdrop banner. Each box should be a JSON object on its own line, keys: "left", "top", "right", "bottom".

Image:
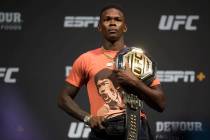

{"left": 0, "top": 0, "right": 209, "bottom": 140}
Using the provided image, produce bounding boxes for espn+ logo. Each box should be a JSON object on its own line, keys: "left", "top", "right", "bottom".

{"left": 159, "top": 15, "right": 199, "bottom": 31}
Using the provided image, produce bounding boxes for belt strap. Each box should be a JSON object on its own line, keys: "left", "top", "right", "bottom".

{"left": 124, "top": 93, "right": 143, "bottom": 140}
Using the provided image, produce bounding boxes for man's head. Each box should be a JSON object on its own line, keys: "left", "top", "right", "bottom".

{"left": 98, "top": 5, "right": 127, "bottom": 42}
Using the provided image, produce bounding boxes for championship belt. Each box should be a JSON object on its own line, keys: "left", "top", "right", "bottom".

{"left": 115, "top": 47, "right": 156, "bottom": 140}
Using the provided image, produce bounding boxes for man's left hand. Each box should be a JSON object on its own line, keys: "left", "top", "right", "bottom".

{"left": 114, "top": 62, "right": 140, "bottom": 87}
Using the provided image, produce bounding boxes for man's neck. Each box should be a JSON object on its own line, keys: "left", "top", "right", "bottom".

{"left": 101, "top": 37, "right": 125, "bottom": 51}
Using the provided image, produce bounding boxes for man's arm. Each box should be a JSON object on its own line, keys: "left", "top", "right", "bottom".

{"left": 57, "top": 82, "right": 89, "bottom": 121}
{"left": 57, "top": 82, "right": 105, "bottom": 129}
{"left": 114, "top": 63, "right": 166, "bottom": 112}
{"left": 130, "top": 81, "right": 165, "bottom": 112}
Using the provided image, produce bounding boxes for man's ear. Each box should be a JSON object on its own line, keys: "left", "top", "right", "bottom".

{"left": 123, "top": 24, "right": 127, "bottom": 32}
{"left": 97, "top": 23, "right": 102, "bottom": 32}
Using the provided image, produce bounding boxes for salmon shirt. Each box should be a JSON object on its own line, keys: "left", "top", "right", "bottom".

{"left": 66, "top": 47, "right": 160, "bottom": 119}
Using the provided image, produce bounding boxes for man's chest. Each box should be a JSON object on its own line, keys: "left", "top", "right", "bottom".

{"left": 87, "top": 58, "right": 115, "bottom": 79}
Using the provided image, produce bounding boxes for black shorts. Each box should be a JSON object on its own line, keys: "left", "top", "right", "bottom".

{"left": 88, "top": 114, "right": 154, "bottom": 140}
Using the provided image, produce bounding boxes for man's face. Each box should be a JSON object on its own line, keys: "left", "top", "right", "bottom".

{"left": 97, "top": 79, "right": 118, "bottom": 104}
{"left": 98, "top": 8, "right": 127, "bottom": 42}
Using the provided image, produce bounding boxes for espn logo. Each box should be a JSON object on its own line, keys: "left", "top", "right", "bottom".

{"left": 158, "top": 15, "right": 199, "bottom": 31}
{"left": 64, "top": 16, "right": 99, "bottom": 28}
{"left": 157, "top": 71, "right": 195, "bottom": 83}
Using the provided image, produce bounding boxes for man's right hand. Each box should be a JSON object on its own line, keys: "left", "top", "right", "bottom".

{"left": 88, "top": 116, "right": 105, "bottom": 129}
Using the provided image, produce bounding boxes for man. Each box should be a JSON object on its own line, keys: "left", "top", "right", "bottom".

{"left": 58, "top": 4, "right": 165, "bottom": 140}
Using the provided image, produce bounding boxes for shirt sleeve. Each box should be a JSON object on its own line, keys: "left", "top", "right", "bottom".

{"left": 150, "top": 78, "right": 161, "bottom": 87}
{"left": 65, "top": 54, "right": 87, "bottom": 87}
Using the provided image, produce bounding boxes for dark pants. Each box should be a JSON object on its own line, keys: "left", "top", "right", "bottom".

{"left": 88, "top": 115, "right": 154, "bottom": 140}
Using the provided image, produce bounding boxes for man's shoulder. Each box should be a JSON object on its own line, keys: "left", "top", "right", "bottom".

{"left": 78, "top": 48, "right": 101, "bottom": 58}
{"left": 86, "top": 47, "right": 101, "bottom": 55}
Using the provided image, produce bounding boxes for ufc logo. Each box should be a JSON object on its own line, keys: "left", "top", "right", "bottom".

{"left": 0, "top": 67, "right": 19, "bottom": 83}
{"left": 68, "top": 122, "right": 91, "bottom": 138}
{"left": 64, "top": 16, "right": 99, "bottom": 28}
{"left": 158, "top": 15, "right": 199, "bottom": 31}
{"left": 127, "top": 53, "right": 152, "bottom": 78}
